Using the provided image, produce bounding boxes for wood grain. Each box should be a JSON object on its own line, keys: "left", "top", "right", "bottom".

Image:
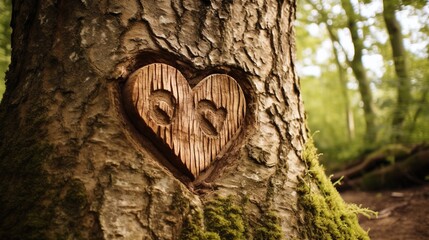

{"left": 123, "top": 63, "right": 246, "bottom": 178}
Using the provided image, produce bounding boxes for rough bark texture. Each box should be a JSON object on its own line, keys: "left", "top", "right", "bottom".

{"left": 0, "top": 0, "right": 367, "bottom": 239}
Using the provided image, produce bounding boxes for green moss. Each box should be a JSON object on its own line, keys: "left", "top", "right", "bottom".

{"left": 171, "top": 190, "right": 190, "bottom": 212}
{"left": 254, "top": 211, "right": 283, "bottom": 240}
{"left": 179, "top": 196, "right": 247, "bottom": 240}
{"left": 180, "top": 195, "right": 284, "bottom": 240}
{"left": 63, "top": 179, "right": 88, "bottom": 217}
{"left": 179, "top": 208, "right": 221, "bottom": 240}
{"left": 0, "top": 83, "right": 94, "bottom": 238}
{"left": 297, "top": 138, "right": 374, "bottom": 240}
{"left": 0, "top": 143, "right": 54, "bottom": 240}
{"left": 204, "top": 197, "right": 246, "bottom": 240}
{"left": 0, "top": 141, "right": 90, "bottom": 239}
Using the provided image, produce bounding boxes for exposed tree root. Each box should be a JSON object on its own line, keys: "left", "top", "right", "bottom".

{"left": 334, "top": 144, "right": 429, "bottom": 191}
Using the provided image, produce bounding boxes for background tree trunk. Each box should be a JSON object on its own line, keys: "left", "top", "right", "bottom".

{"left": 315, "top": 0, "right": 356, "bottom": 142}
{"left": 341, "top": 0, "right": 377, "bottom": 143}
{"left": 383, "top": 0, "right": 411, "bottom": 142}
{"left": 0, "top": 0, "right": 368, "bottom": 239}
{"left": 305, "top": 0, "right": 356, "bottom": 142}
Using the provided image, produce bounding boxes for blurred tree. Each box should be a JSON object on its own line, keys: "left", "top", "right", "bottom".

{"left": 296, "top": 0, "right": 367, "bottom": 168}
{"left": 407, "top": 54, "right": 429, "bottom": 142}
{"left": 329, "top": 30, "right": 356, "bottom": 141}
{"left": 306, "top": 0, "right": 356, "bottom": 141}
{"left": 0, "top": 0, "right": 11, "bottom": 100}
{"left": 340, "top": 0, "right": 377, "bottom": 143}
{"left": 383, "top": 0, "right": 411, "bottom": 142}
{"left": 297, "top": 0, "right": 429, "bottom": 169}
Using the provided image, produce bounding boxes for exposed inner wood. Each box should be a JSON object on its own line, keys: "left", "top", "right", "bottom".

{"left": 123, "top": 63, "right": 246, "bottom": 178}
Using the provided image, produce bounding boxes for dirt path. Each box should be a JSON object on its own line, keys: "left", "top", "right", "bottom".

{"left": 341, "top": 184, "right": 429, "bottom": 240}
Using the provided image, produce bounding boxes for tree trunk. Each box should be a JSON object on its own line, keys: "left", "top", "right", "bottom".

{"left": 341, "top": 0, "right": 377, "bottom": 143}
{"left": 0, "top": 0, "right": 368, "bottom": 239}
{"left": 324, "top": 15, "right": 356, "bottom": 142}
{"left": 382, "top": 0, "right": 411, "bottom": 142}
{"left": 307, "top": 0, "right": 355, "bottom": 141}
{"left": 332, "top": 38, "right": 355, "bottom": 141}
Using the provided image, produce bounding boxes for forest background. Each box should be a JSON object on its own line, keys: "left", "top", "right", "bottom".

{"left": 0, "top": 0, "right": 428, "bottom": 173}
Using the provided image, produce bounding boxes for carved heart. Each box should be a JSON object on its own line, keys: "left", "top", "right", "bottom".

{"left": 123, "top": 63, "right": 246, "bottom": 179}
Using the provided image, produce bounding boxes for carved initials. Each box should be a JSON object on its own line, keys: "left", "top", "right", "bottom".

{"left": 123, "top": 63, "right": 246, "bottom": 179}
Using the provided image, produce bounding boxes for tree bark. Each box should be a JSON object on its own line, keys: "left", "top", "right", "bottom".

{"left": 382, "top": 0, "right": 411, "bottom": 142}
{"left": 0, "top": 0, "right": 368, "bottom": 239}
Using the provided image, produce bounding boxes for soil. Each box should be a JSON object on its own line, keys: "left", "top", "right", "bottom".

{"left": 341, "top": 183, "right": 429, "bottom": 240}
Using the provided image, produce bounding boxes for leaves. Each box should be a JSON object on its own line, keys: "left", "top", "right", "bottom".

{"left": 0, "top": 0, "right": 11, "bottom": 100}
{"left": 297, "top": 0, "right": 429, "bottom": 169}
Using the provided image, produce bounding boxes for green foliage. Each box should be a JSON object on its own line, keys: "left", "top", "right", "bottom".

{"left": 0, "top": 0, "right": 11, "bottom": 100}
{"left": 300, "top": 72, "right": 366, "bottom": 170}
{"left": 297, "top": 0, "right": 429, "bottom": 170}
{"left": 401, "top": 0, "right": 427, "bottom": 8}
{"left": 297, "top": 138, "right": 374, "bottom": 240}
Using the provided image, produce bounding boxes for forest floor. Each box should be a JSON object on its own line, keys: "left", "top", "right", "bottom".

{"left": 341, "top": 183, "right": 429, "bottom": 240}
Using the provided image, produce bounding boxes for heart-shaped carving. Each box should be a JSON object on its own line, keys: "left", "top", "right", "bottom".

{"left": 123, "top": 63, "right": 246, "bottom": 179}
